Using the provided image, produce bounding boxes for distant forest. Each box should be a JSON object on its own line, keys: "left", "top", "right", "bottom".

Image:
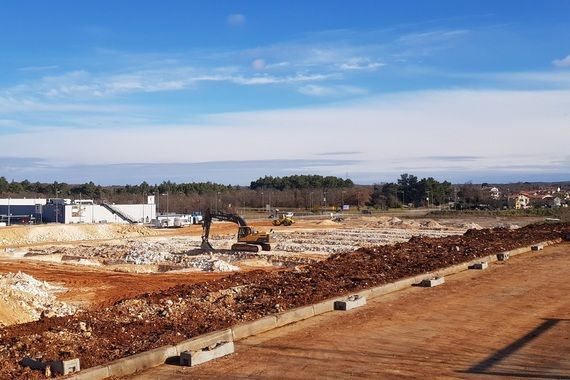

{"left": 0, "top": 175, "right": 361, "bottom": 212}
{"left": 0, "top": 174, "right": 565, "bottom": 213}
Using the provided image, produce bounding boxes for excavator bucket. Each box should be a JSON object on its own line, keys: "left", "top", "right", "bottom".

{"left": 200, "top": 238, "right": 215, "bottom": 251}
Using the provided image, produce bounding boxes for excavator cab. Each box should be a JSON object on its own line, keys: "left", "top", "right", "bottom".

{"left": 237, "top": 226, "right": 254, "bottom": 239}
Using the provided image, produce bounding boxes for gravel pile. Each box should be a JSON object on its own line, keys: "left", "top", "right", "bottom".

{"left": 0, "top": 272, "right": 76, "bottom": 323}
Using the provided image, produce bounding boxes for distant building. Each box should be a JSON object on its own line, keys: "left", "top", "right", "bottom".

{"left": 0, "top": 197, "right": 156, "bottom": 225}
{"left": 489, "top": 187, "right": 501, "bottom": 200}
{"left": 514, "top": 194, "right": 531, "bottom": 209}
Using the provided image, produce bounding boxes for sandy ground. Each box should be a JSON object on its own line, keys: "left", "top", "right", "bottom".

{"left": 0, "top": 260, "right": 230, "bottom": 310}
{"left": 132, "top": 243, "right": 570, "bottom": 380}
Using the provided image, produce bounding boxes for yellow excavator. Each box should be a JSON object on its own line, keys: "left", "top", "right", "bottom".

{"left": 200, "top": 209, "right": 272, "bottom": 252}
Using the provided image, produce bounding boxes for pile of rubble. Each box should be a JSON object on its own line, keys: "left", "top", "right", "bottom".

{"left": 0, "top": 272, "right": 75, "bottom": 325}
{"left": 1, "top": 223, "right": 568, "bottom": 379}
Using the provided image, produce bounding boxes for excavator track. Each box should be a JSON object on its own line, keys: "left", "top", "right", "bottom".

{"left": 231, "top": 243, "right": 260, "bottom": 252}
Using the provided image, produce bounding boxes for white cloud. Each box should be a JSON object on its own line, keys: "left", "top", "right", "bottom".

{"left": 251, "top": 59, "right": 266, "bottom": 71}
{"left": 337, "top": 57, "right": 385, "bottom": 71}
{"left": 227, "top": 14, "right": 246, "bottom": 27}
{"left": 298, "top": 84, "right": 366, "bottom": 96}
{"left": 553, "top": 54, "right": 570, "bottom": 68}
{"left": 397, "top": 29, "right": 469, "bottom": 45}
{"left": 3, "top": 90, "right": 568, "bottom": 183}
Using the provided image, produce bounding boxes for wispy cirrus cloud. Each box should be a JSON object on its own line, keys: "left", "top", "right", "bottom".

{"left": 298, "top": 84, "right": 366, "bottom": 97}
{"left": 17, "top": 65, "right": 59, "bottom": 72}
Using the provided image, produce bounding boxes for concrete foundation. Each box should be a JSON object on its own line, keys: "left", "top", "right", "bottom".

{"left": 497, "top": 252, "right": 510, "bottom": 261}
{"left": 419, "top": 277, "right": 445, "bottom": 287}
{"left": 51, "top": 358, "right": 80, "bottom": 375}
{"left": 334, "top": 295, "right": 367, "bottom": 311}
{"left": 468, "top": 262, "right": 489, "bottom": 270}
{"left": 531, "top": 244, "right": 544, "bottom": 251}
{"left": 179, "top": 341, "right": 234, "bottom": 367}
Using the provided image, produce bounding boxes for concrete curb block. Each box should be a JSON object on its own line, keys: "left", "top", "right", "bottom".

{"left": 66, "top": 364, "right": 109, "bottom": 380}
{"left": 312, "top": 299, "right": 336, "bottom": 315}
{"left": 175, "top": 329, "right": 232, "bottom": 355}
{"left": 469, "top": 262, "right": 488, "bottom": 270}
{"left": 275, "top": 305, "right": 315, "bottom": 328}
{"left": 68, "top": 239, "right": 559, "bottom": 379}
{"left": 334, "top": 295, "right": 367, "bottom": 311}
{"left": 231, "top": 315, "right": 277, "bottom": 341}
{"left": 106, "top": 345, "right": 177, "bottom": 378}
{"left": 419, "top": 277, "right": 445, "bottom": 287}
{"left": 180, "top": 341, "right": 235, "bottom": 367}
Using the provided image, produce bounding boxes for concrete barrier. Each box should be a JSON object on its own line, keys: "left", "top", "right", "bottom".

{"left": 67, "top": 364, "right": 109, "bottom": 380}
{"left": 175, "top": 329, "right": 232, "bottom": 355}
{"left": 179, "top": 341, "right": 234, "bottom": 367}
{"left": 105, "top": 345, "right": 177, "bottom": 378}
{"left": 312, "top": 299, "right": 336, "bottom": 315}
{"left": 418, "top": 277, "right": 445, "bottom": 287}
{"left": 232, "top": 315, "right": 278, "bottom": 341}
{"left": 469, "top": 262, "right": 488, "bottom": 270}
{"left": 497, "top": 252, "right": 510, "bottom": 261}
{"left": 334, "top": 295, "right": 367, "bottom": 311}
{"left": 52, "top": 359, "right": 80, "bottom": 375}
{"left": 275, "top": 305, "right": 315, "bottom": 328}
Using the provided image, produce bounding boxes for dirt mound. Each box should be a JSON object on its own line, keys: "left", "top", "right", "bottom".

{"left": 316, "top": 220, "right": 340, "bottom": 226}
{"left": 0, "top": 224, "right": 157, "bottom": 247}
{"left": 458, "top": 222, "right": 483, "bottom": 230}
{"left": 421, "top": 220, "right": 444, "bottom": 229}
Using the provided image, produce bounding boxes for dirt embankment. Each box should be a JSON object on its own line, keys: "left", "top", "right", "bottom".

{"left": 0, "top": 223, "right": 568, "bottom": 379}
{"left": 0, "top": 224, "right": 157, "bottom": 248}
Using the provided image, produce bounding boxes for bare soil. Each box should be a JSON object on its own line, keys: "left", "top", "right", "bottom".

{"left": 0, "top": 222, "right": 568, "bottom": 379}
{"left": 135, "top": 243, "right": 570, "bottom": 379}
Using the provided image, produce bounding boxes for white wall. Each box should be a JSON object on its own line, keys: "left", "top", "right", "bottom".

{"left": 63, "top": 203, "right": 156, "bottom": 224}
{"left": 0, "top": 198, "right": 46, "bottom": 205}
{"left": 113, "top": 204, "right": 156, "bottom": 223}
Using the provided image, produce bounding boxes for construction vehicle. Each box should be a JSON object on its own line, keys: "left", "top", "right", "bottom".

{"left": 272, "top": 213, "right": 295, "bottom": 226}
{"left": 200, "top": 209, "right": 272, "bottom": 252}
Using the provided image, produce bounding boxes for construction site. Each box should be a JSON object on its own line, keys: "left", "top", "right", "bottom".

{"left": 0, "top": 211, "right": 569, "bottom": 379}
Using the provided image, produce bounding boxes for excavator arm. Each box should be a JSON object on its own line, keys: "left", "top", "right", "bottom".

{"left": 200, "top": 209, "right": 271, "bottom": 252}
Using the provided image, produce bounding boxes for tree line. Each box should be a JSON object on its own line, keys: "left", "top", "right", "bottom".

{"left": 367, "top": 173, "right": 454, "bottom": 208}
{"left": 250, "top": 175, "right": 353, "bottom": 190}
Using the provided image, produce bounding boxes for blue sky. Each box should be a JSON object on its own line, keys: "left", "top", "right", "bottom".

{"left": 1, "top": 1, "right": 569, "bottom": 185}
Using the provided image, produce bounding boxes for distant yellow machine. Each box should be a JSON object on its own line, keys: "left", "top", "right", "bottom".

{"left": 272, "top": 213, "right": 295, "bottom": 226}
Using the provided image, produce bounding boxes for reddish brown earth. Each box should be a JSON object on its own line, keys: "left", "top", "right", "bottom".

{"left": 0, "top": 223, "right": 568, "bottom": 379}
{"left": 0, "top": 260, "right": 229, "bottom": 309}
{"left": 134, "top": 243, "right": 570, "bottom": 380}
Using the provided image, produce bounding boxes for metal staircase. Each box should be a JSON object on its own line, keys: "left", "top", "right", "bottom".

{"left": 101, "top": 203, "right": 138, "bottom": 224}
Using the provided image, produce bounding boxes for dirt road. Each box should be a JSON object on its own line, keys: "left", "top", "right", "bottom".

{"left": 133, "top": 243, "right": 570, "bottom": 379}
